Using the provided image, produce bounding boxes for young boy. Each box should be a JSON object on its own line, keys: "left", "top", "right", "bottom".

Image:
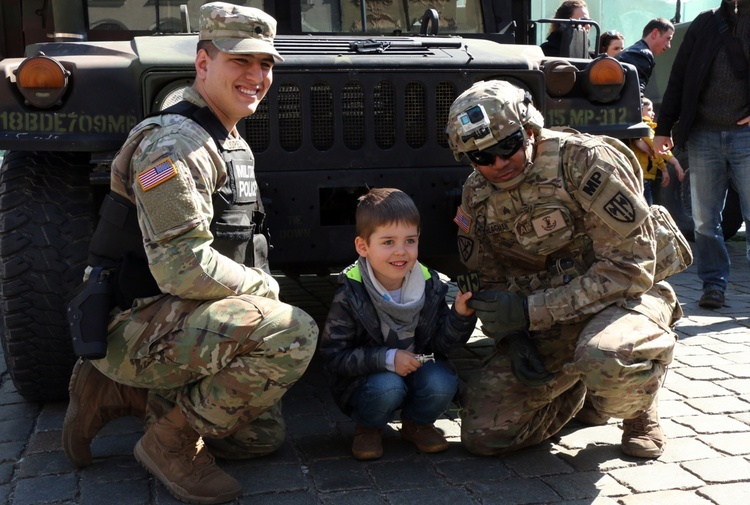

{"left": 320, "top": 188, "right": 476, "bottom": 460}
{"left": 631, "top": 97, "right": 685, "bottom": 204}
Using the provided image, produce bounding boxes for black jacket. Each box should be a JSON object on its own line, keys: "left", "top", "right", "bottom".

{"left": 655, "top": 8, "right": 726, "bottom": 147}
{"left": 617, "top": 39, "right": 655, "bottom": 95}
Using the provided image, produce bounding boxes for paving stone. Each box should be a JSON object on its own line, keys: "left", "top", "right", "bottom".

{"left": 386, "top": 486, "right": 478, "bottom": 505}
{"left": 543, "top": 471, "right": 629, "bottom": 499}
{"left": 368, "top": 458, "right": 447, "bottom": 491}
{"left": 713, "top": 363, "right": 750, "bottom": 378}
{"left": 665, "top": 377, "right": 734, "bottom": 399}
{"left": 319, "top": 490, "right": 387, "bottom": 505}
{"left": 608, "top": 463, "right": 704, "bottom": 493}
{"left": 720, "top": 377, "right": 750, "bottom": 394}
{"left": 673, "top": 354, "right": 732, "bottom": 368}
{"left": 435, "top": 458, "right": 511, "bottom": 484}
{"left": 79, "top": 477, "right": 150, "bottom": 505}
{"left": 233, "top": 462, "right": 308, "bottom": 494}
{"left": 467, "top": 478, "right": 561, "bottom": 505}
{"left": 698, "top": 432, "right": 750, "bottom": 456}
{"left": 684, "top": 396, "right": 750, "bottom": 415}
{"left": 12, "top": 474, "right": 77, "bottom": 505}
{"left": 0, "top": 461, "right": 13, "bottom": 485}
{"left": 674, "top": 366, "right": 732, "bottom": 381}
{"left": 238, "top": 490, "right": 320, "bottom": 505}
{"left": 501, "top": 448, "right": 575, "bottom": 477}
{"left": 672, "top": 414, "right": 750, "bottom": 434}
{"left": 0, "top": 419, "right": 33, "bottom": 443}
{"left": 698, "top": 482, "right": 750, "bottom": 504}
{"left": 682, "top": 455, "right": 750, "bottom": 483}
{"left": 308, "top": 459, "right": 373, "bottom": 492}
{"left": 16, "top": 451, "right": 74, "bottom": 478}
{"left": 657, "top": 437, "right": 720, "bottom": 463}
{"left": 618, "top": 490, "right": 714, "bottom": 504}
{"left": 660, "top": 399, "right": 703, "bottom": 418}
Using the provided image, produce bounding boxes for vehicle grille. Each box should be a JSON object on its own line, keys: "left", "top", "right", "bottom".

{"left": 245, "top": 75, "right": 458, "bottom": 168}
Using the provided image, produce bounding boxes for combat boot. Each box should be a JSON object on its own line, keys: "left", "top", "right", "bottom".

{"left": 63, "top": 358, "right": 148, "bottom": 468}
{"left": 352, "top": 424, "right": 383, "bottom": 460}
{"left": 400, "top": 419, "right": 449, "bottom": 453}
{"left": 621, "top": 401, "right": 666, "bottom": 459}
{"left": 134, "top": 406, "right": 242, "bottom": 504}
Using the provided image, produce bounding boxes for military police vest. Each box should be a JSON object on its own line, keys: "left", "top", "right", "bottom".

{"left": 88, "top": 101, "right": 269, "bottom": 308}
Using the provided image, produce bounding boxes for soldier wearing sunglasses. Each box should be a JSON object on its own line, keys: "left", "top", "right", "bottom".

{"left": 446, "top": 80, "right": 681, "bottom": 460}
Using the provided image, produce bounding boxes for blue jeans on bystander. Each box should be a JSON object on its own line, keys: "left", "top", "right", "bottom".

{"left": 349, "top": 360, "right": 458, "bottom": 428}
{"left": 687, "top": 128, "right": 750, "bottom": 293}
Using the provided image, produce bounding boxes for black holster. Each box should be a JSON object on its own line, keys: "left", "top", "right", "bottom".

{"left": 67, "top": 267, "right": 115, "bottom": 359}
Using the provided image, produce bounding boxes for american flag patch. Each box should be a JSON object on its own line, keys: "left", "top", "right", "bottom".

{"left": 453, "top": 206, "right": 472, "bottom": 233}
{"left": 138, "top": 158, "right": 177, "bottom": 191}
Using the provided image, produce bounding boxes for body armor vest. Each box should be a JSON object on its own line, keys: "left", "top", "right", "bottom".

{"left": 88, "top": 101, "right": 268, "bottom": 308}
{"left": 476, "top": 134, "right": 594, "bottom": 293}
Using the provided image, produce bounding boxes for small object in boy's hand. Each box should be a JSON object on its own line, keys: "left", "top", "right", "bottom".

{"left": 415, "top": 353, "right": 435, "bottom": 364}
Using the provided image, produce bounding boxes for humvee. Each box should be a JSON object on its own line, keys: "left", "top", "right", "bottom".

{"left": 0, "top": 0, "right": 647, "bottom": 401}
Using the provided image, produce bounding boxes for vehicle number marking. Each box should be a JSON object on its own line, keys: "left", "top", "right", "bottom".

{"left": 0, "top": 111, "right": 137, "bottom": 134}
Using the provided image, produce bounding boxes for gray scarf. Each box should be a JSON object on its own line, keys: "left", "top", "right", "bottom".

{"left": 358, "top": 257, "right": 426, "bottom": 349}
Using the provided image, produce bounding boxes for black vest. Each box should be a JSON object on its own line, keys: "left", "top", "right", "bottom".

{"left": 88, "top": 101, "right": 269, "bottom": 308}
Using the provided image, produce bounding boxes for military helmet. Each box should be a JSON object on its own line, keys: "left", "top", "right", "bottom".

{"left": 446, "top": 80, "right": 544, "bottom": 161}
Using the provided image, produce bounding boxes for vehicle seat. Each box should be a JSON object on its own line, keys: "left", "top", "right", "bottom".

{"left": 342, "top": 0, "right": 408, "bottom": 33}
{"left": 559, "top": 25, "right": 590, "bottom": 59}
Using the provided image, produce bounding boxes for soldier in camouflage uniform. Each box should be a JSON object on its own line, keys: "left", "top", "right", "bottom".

{"left": 61, "top": 3, "right": 318, "bottom": 504}
{"left": 446, "top": 80, "right": 681, "bottom": 459}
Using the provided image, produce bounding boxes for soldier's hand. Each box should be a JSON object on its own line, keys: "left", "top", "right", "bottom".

{"left": 505, "top": 332, "right": 554, "bottom": 388}
{"left": 467, "top": 290, "right": 529, "bottom": 339}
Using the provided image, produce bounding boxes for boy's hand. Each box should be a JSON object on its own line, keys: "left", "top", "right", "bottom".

{"left": 454, "top": 290, "right": 475, "bottom": 317}
{"left": 660, "top": 168, "right": 671, "bottom": 187}
{"left": 670, "top": 157, "right": 685, "bottom": 182}
{"left": 394, "top": 350, "right": 421, "bottom": 376}
{"left": 633, "top": 138, "right": 653, "bottom": 156}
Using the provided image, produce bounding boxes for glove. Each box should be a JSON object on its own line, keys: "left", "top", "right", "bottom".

{"left": 505, "top": 332, "right": 555, "bottom": 388}
{"left": 467, "top": 290, "right": 529, "bottom": 339}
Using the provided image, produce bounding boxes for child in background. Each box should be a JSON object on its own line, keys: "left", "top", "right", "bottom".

{"left": 631, "top": 97, "right": 685, "bottom": 204}
{"left": 599, "top": 30, "right": 625, "bottom": 57}
{"left": 320, "top": 188, "right": 476, "bottom": 460}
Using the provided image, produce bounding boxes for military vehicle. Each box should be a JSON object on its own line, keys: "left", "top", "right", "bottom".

{"left": 0, "top": 0, "right": 647, "bottom": 401}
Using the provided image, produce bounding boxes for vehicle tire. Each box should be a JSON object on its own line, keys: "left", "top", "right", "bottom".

{"left": 0, "top": 151, "right": 95, "bottom": 401}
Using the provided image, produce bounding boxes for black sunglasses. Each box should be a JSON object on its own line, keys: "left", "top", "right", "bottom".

{"left": 465, "top": 130, "right": 524, "bottom": 165}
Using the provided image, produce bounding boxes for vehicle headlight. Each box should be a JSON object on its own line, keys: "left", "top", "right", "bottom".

{"left": 14, "top": 52, "right": 70, "bottom": 109}
{"left": 580, "top": 56, "right": 625, "bottom": 104}
{"left": 153, "top": 79, "right": 193, "bottom": 111}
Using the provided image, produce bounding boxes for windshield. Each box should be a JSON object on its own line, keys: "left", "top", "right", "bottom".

{"left": 300, "top": 0, "right": 484, "bottom": 34}
{"left": 86, "top": 0, "right": 484, "bottom": 35}
{"left": 87, "top": 0, "right": 263, "bottom": 34}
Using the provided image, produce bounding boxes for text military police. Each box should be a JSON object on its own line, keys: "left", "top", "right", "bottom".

{"left": 61, "top": 3, "right": 319, "bottom": 504}
{"left": 446, "top": 80, "right": 684, "bottom": 459}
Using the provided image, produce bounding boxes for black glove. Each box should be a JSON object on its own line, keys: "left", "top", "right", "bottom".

{"left": 467, "top": 290, "right": 529, "bottom": 339}
{"left": 505, "top": 332, "right": 554, "bottom": 388}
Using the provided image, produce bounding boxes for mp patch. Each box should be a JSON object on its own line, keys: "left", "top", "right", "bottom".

{"left": 138, "top": 158, "right": 177, "bottom": 191}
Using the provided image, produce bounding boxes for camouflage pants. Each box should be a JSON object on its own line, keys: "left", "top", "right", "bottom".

{"left": 460, "top": 303, "right": 676, "bottom": 456}
{"left": 92, "top": 293, "right": 319, "bottom": 456}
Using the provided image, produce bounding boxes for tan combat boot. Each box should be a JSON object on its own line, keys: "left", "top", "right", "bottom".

{"left": 400, "top": 419, "right": 449, "bottom": 453}
{"left": 621, "top": 401, "right": 666, "bottom": 459}
{"left": 134, "top": 406, "right": 242, "bottom": 504}
{"left": 63, "top": 358, "right": 148, "bottom": 468}
{"left": 352, "top": 424, "right": 383, "bottom": 460}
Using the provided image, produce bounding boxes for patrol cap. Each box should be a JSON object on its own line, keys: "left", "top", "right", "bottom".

{"left": 199, "top": 2, "right": 284, "bottom": 62}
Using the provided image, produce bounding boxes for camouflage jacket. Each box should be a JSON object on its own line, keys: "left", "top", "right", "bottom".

{"left": 107, "top": 87, "right": 278, "bottom": 302}
{"left": 456, "top": 128, "right": 677, "bottom": 331}
{"left": 319, "top": 262, "right": 476, "bottom": 414}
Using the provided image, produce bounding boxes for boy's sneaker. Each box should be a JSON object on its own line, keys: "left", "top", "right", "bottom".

{"left": 352, "top": 425, "right": 383, "bottom": 460}
{"left": 400, "top": 419, "right": 449, "bottom": 453}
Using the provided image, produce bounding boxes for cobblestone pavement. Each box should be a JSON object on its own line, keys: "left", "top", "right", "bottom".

{"left": 2, "top": 238, "right": 750, "bottom": 505}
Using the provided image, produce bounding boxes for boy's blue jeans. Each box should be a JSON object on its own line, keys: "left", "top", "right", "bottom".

{"left": 349, "top": 361, "right": 458, "bottom": 428}
{"left": 687, "top": 128, "right": 750, "bottom": 293}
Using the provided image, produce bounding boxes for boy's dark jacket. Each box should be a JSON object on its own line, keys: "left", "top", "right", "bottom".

{"left": 319, "top": 262, "right": 477, "bottom": 415}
